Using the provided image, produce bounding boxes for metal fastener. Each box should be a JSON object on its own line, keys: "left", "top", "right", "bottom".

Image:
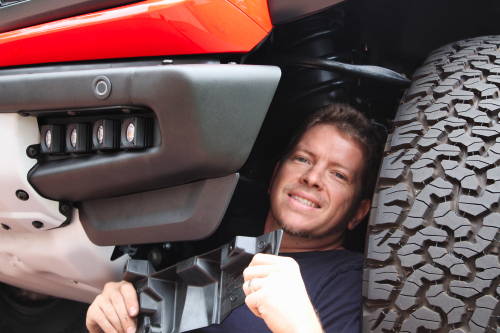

{"left": 16, "top": 190, "right": 29, "bottom": 201}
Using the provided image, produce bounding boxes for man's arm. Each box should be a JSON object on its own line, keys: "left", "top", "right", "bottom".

{"left": 242, "top": 253, "right": 324, "bottom": 333}
{"left": 86, "top": 281, "right": 139, "bottom": 333}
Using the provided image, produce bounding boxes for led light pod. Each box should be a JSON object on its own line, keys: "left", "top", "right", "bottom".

{"left": 40, "top": 125, "right": 64, "bottom": 154}
{"left": 120, "top": 117, "right": 151, "bottom": 149}
{"left": 66, "top": 123, "right": 90, "bottom": 153}
{"left": 92, "top": 119, "right": 119, "bottom": 150}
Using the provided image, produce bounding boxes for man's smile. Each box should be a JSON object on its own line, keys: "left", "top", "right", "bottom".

{"left": 288, "top": 192, "right": 321, "bottom": 209}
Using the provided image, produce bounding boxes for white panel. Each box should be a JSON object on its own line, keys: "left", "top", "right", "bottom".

{"left": 0, "top": 209, "right": 126, "bottom": 303}
{"left": 0, "top": 113, "right": 66, "bottom": 231}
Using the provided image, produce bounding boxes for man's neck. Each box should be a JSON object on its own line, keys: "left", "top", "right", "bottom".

{"left": 263, "top": 213, "right": 345, "bottom": 253}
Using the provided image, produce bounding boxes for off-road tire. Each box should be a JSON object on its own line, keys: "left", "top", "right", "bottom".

{"left": 363, "top": 36, "right": 500, "bottom": 332}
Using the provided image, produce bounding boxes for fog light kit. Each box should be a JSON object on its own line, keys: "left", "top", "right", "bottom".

{"left": 36, "top": 107, "right": 154, "bottom": 156}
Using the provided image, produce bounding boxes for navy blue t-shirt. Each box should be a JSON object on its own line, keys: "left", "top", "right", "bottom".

{"left": 190, "top": 249, "right": 363, "bottom": 333}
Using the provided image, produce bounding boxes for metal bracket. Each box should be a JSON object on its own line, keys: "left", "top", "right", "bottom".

{"left": 124, "top": 230, "right": 283, "bottom": 333}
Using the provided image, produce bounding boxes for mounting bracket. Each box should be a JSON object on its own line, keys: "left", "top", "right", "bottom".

{"left": 124, "top": 229, "right": 283, "bottom": 333}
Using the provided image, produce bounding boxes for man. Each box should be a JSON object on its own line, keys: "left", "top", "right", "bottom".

{"left": 86, "top": 103, "right": 383, "bottom": 333}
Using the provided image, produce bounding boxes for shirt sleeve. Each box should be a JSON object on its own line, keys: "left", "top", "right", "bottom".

{"left": 313, "top": 266, "right": 363, "bottom": 333}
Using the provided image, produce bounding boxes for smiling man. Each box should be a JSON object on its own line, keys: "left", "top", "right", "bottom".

{"left": 86, "top": 104, "right": 384, "bottom": 333}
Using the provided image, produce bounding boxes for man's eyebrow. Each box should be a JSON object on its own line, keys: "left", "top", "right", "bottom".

{"left": 293, "top": 147, "right": 314, "bottom": 156}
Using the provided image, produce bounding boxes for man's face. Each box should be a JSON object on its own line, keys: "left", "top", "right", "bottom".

{"left": 268, "top": 124, "right": 366, "bottom": 239}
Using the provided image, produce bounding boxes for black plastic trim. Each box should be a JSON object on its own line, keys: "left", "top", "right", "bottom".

{"left": 269, "top": 0, "right": 344, "bottom": 25}
{"left": 0, "top": 64, "right": 281, "bottom": 201}
{"left": 79, "top": 174, "right": 239, "bottom": 246}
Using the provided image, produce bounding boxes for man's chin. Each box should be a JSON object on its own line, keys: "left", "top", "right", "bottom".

{"left": 279, "top": 223, "right": 324, "bottom": 240}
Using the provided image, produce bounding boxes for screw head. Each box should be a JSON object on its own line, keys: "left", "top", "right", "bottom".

{"left": 59, "top": 203, "right": 72, "bottom": 215}
{"left": 32, "top": 221, "right": 44, "bottom": 229}
{"left": 26, "top": 145, "right": 39, "bottom": 158}
{"left": 257, "top": 241, "right": 266, "bottom": 249}
{"left": 16, "top": 190, "right": 29, "bottom": 201}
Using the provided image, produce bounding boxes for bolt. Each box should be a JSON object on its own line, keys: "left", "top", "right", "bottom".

{"left": 59, "top": 203, "right": 72, "bottom": 215}
{"left": 257, "top": 241, "right": 266, "bottom": 249}
{"left": 163, "top": 242, "right": 172, "bottom": 250}
{"left": 32, "top": 221, "right": 44, "bottom": 229}
{"left": 1, "top": 224, "right": 10, "bottom": 230}
{"left": 26, "top": 145, "right": 40, "bottom": 158}
{"left": 16, "top": 190, "right": 29, "bottom": 201}
{"left": 229, "top": 295, "right": 236, "bottom": 302}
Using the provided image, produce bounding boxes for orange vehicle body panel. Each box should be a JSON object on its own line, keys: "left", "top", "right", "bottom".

{"left": 0, "top": 0, "right": 273, "bottom": 68}
{"left": 225, "top": 0, "right": 272, "bottom": 31}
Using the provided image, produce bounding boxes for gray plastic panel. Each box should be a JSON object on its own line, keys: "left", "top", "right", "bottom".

{"left": 79, "top": 174, "right": 239, "bottom": 246}
{"left": 0, "top": 0, "right": 138, "bottom": 33}
{"left": 0, "top": 64, "right": 281, "bottom": 201}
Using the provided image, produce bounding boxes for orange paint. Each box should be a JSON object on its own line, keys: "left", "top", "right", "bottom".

{"left": 0, "top": 0, "right": 273, "bottom": 67}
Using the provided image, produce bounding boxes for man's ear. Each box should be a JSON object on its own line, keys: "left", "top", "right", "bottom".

{"left": 347, "top": 199, "right": 371, "bottom": 231}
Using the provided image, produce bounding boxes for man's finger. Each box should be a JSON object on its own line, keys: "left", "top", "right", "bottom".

{"left": 249, "top": 253, "right": 282, "bottom": 265}
{"left": 244, "top": 289, "right": 264, "bottom": 319}
{"left": 243, "top": 265, "right": 274, "bottom": 280}
{"left": 110, "top": 291, "right": 137, "bottom": 333}
{"left": 120, "top": 282, "right": 139, "bottom": 317}
{"left": 98, "top": 299, "right": 125, "bottom": 333}
{"left": 87, "top": 304, "right": 118, "bottom": 333}
{"left": 242, "top": 277, "right": 265, "bottom": 296}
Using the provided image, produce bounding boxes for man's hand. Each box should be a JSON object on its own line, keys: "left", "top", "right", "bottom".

{"left": 86, "top": 281, "right": 139, "bottom": 333}
{"left": 242, "top": 253, "right": 324, "bottom": 333}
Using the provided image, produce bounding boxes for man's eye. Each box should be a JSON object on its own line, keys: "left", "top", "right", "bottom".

{"left": 293, "top": 156, "right": 309, "bottom": 163}
{"left": 331, "top": 170, "right": 347, "bottom": 181}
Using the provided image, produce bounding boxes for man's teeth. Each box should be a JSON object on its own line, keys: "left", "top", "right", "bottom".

{"left": 291, "top": 195, "right": 317, "bottom": 208}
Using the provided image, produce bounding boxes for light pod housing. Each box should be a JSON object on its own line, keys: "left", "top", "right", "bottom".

{"left": 40, "top": 125, "right": 64, "bottom": 154}
{"left": 92, "top": 119, "right": 119, "bottom": 150}
{"left": 120, "top": 117, "right": 151, "bottom": 149}
{"left": 66, "top": 123, "right": 90, "bottom": 153}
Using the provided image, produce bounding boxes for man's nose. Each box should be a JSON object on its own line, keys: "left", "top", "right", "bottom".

{"left": 300, "top": 165, "right": 323, "bottom": 189}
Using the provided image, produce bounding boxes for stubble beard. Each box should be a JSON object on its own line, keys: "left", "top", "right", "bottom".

{"left": 273, "top": 214, "right": 346, "bottom": 240}
{"left": 271, "top": 200, "right": 359, "bottom": 241}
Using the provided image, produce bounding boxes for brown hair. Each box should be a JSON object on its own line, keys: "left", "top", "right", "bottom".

{"left": 283, "top": 103, "right": 385, "bottom": 201}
